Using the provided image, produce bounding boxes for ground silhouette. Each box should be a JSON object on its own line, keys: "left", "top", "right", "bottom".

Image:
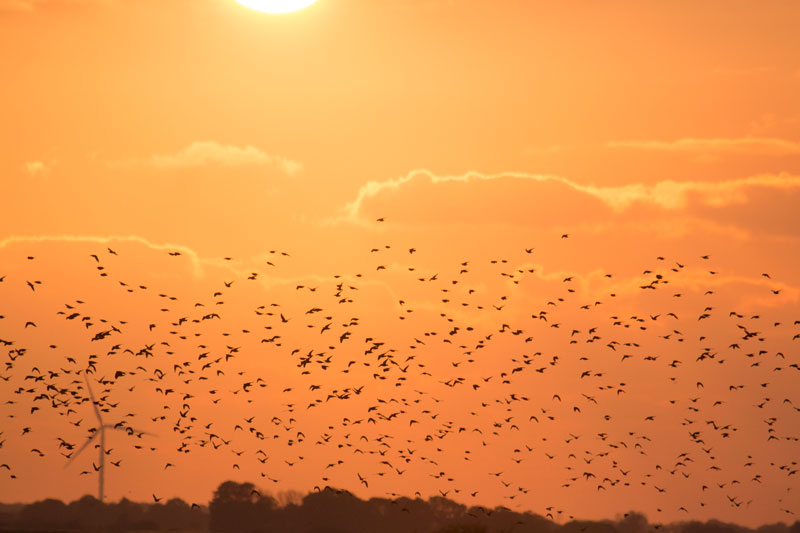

{"left": 1, "top": 481, "right": 799, "bottom": 533}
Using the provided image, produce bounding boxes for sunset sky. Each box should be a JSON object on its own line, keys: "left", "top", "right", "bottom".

{"left": 2, "top": 0, "right": 800, "bottom": 527}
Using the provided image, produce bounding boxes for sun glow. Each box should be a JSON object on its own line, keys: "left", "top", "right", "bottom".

{"left": 235, "top": 0, "right": 317, "bottom": 14}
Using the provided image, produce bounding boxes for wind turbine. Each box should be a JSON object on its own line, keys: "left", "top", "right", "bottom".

{"left": 66, "top": 373, "right": 152, "bottom": 502}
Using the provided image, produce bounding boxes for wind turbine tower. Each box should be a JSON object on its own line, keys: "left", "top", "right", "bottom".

{"left": 66, "top": 374, "right": 151, "bottom": 502}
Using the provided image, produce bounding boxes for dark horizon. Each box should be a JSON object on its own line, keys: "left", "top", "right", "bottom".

{"left": 1, "top": 481, "right": 798, "bottom": 533}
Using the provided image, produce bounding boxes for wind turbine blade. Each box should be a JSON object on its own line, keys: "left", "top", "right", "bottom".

{"left": 83, "top": 374, "right": 103, "bottom": 424}
{"left": 65, "top": 432, "right": 100, "bottom": 468}
{"left": 105, "top": 424, "right": 157, "bottom": 437}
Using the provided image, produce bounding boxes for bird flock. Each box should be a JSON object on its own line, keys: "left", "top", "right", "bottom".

{"left": 0, "top": 230, "right": 798, "bottom": 524}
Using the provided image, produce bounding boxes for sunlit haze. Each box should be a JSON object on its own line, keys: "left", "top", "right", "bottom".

{"left": 235, "top": 0, "right": 317, "bottom": 14}
{"left": 1, "top": 0, "right": 799, "bottom": 529}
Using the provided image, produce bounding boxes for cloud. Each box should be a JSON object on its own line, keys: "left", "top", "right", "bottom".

{"left": 0, "top": 0, "right": 113, "bottom": 12}
{"left": 0, "top": 234, "right": 205, "bottom": 276}
{"left": 23, "top": 160, "right": 50, "bottom": 176}
{"left": 115, "top": 141, "right": 303, "bottom": 175}
{"left": 607, "top": 137, "right": 800, "bottom": 156}
{"left": 342, "top": 169, "right": 800, "bottom": 222}
{"left": 0, "top": 0, "right": 36, "bottom": 11}
{"left": 150, "top": 141, "right": 303, "bottom": 175}
{"left": 599, "top": 173, "right": 800, "bottom": 210}
{"left": 711, "top": 66, "right": 774, "bottom": 77}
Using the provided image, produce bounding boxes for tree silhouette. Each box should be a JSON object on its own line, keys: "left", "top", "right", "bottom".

{"left": 209, "top": 480, "right": 277, "bottom": 532}
{"left": 3, "top": 486, "right": 799, "bottom": 533}
{"left": 436, "top": 526, "right": 488, "bottom": 533}
{"left": 18, "top": 498, "right": 70, "bottom": 530}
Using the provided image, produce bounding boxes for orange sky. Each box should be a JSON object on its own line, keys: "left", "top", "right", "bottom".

{"left": 1, "top": 0, "right": 800, "bottom": 526}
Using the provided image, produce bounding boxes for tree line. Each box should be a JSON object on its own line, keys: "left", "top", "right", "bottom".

{"left": 1, "top": 480, "right": 798, "bottom": 533}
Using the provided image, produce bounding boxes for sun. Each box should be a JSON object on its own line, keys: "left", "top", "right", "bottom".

{"left": 235, "top": 0, "right": 317, "bottom": 14}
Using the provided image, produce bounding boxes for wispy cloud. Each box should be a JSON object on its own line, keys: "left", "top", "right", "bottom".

{"left": 711, "top": 66, "right": 774, "bottom": 77}
{"left": 150, "top": 141, "right": 303, "bottom": 175}
{"left": 0, "top": 0, "right": 113, "bottom": 12}
{"left": 341, "top": 169, "right": 800, "bottom": 222}
{"left": 0, "top": 0, "right": 36, "bottom": 11}
{"left": 607, "top": 137, "right": 800, "bottom": 156}
{"left": 114, "top": 141, "right": 303, "bottom": 176}
{"left": 0, "top": 234, "right": 205, "bottom": 276}
{"left": 23, "top": 160, "right": 50, "bottom": 176}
